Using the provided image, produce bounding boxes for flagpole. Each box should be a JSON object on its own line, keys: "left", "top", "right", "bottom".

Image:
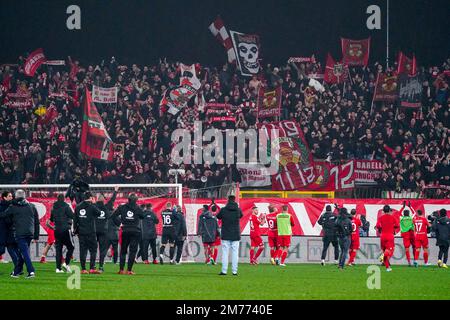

{"left": 386, "top": 0, "right": 390, "bottom": 70}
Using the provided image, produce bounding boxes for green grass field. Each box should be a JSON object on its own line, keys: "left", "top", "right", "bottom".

{"left": 0, "top": 262, "right": 448, "bottom": 300}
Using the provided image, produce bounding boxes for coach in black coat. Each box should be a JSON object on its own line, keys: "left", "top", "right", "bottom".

{"left": 138, "top": 204, "right": 159, "bottom": 263}
{"left": 216, "top": 195, "right": 243, "bottom": 275}
{"left": 0, "top": 190, "right": 40, "bottom": 277}
{"left": 173, "top": 205, "right": 187, "bottom": 264}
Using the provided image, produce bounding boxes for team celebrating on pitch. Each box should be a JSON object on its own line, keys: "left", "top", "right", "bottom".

{"left": 0, "top": 188, "right": 449, "bottom": 279}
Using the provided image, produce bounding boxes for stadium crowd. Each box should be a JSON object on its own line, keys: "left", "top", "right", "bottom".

{"left": 0, "top": 54, "right": 449, "bottom": 197}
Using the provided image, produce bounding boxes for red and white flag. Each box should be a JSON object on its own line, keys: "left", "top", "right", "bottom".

{"left": 80, "top": 87, "right": 114, "bottom": 161}
{"left": 209, "top": 16, "right": 236, "bottom": 63}
{"left": 24, "top": 48, "right": 46, "bottom": 77}
{"left": 324, "top": 53, "right": 349, "bottom": 84}
{"left": 397, "top": 52, "right": 417, "bottom": 76}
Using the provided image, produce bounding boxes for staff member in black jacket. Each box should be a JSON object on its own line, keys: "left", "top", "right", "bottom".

{"left": 0, "top": 190, "right": 40, "bottom": 278}
{"left": 48, "top": 194, "right": 74, "bottom": 273}
{"left": 0, "top": 191, "right": 19, "bottom": 269}
{"left": 335, "top": 207, "right": 353, "bottom": 270}
{"left": 74, "top": 192, "right": 102, "bottom": 274}
{"left": 318, "top": 205, "right": 339, "bottom": 266}
{"left": 138, "top": 204, "right": 159, "bottom": 264}
{"left": 433, "top": 209, "right": 450, "bottom": 268}
{"left": 113, "top": 194, "right": 145, "bottom": 274}
{"left": 107, "top": 212, "right": 120, "bottom": 264}
{"left": 95, "top": 188, "right": 117, "bottom": 272}
{"left": 173, "top": 205, "right": 187, "bottom": 264}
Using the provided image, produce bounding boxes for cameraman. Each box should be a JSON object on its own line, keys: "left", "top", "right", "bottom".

{"left": 318, "top": 205, "right": 339, "bottom": 265}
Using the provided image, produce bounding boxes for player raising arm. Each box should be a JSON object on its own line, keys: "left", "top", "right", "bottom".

{"left": 399, "top": 201, "right": 416, "bottom": 266}
{"left": 249, "top": 206, "right": 265, "bottom": 265}
{"left": 413, "top": 209, "right": 431, "bottom": 267}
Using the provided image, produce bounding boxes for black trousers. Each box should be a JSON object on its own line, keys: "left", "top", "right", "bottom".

{"left": 79, "top": 234, "right": 97, "bottom": 270}
{"left": 321, "top": 236, "right": 339, "bottom": 260}
{"left": 175, "top": 240, "right": 185, "bottom": 263}
{"left": 338, "top": 236, "right": 351, "bottom": 268}
{"left": 138, "top": 238, "right": 157, "bottom": 261}
{"left": 55, "top": 230, "right": 75, "bottom": 270}
{"left": 96, "top": 232, "right": 109, "bottom": 267}
{"left": 120, "top": 232, "right": 140, "bottom": 271}
{"left": 438, "top": 244, "right": 449, "bottom": 264}
{"left": 108, "top": 239, "right": 119, "bottom": 264}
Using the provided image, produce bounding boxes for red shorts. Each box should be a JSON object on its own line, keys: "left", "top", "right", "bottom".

{"left": 401, "top": 230, "right": 415, "bottom": 248}
{"left": 47, "top": 230, "right": 55, "bottom": 245}
{"left": 380, "top": 235, "right": 395, "bottom": 251}
{"left": 212, "top": 236, "right": 221, "bottom": 246}
{"left": 268, "top": 235, "right": 279, "bottom": 248}
{"left": 415, "top": 234, "right": 429, "bottom": 248}
{"left": 277, "top": 235, "right": 291, "bottom": 247}
{"left": 250, "top": 235, "right": 263, "bottom": 247}
{"left": 350, "top": 235, "right": 360, "bottom": 250}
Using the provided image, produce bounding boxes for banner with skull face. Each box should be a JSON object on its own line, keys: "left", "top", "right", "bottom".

{"left": 230, "top": 31, "right": 261, "bottom": 76}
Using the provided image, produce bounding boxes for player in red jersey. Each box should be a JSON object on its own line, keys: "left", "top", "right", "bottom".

{"left": 41, "top": 220, "right": 56, "bottom": 263}
{"left": 209, "top": 203, "right": 221, "bottom": 264}
{"left": 413, "top": 209, "right": 431, "bottom": 267}
{"left": 347, "top": 209, "right": 362, "bottom": 266}
{"left": 265, "top": 204, "right": 279, "bottom": 265}
{"left": 376, "top": 205, "right": 399, "bottom": 272}
{"left": 249, "top": 206, "right": 265, "bottom": 265}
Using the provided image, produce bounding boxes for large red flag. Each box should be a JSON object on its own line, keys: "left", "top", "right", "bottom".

{"left": 341, "top": 38, "right": 370, "bottom": 67}
{"left": 80, "top": 88, "right": 114, "bottom": 161}
{"left": 24, "top": 48, "right": 46, "bottom": 77}
{"left": 324, "top": 53, "right": 349, "bottom": 84}
{"left": 397, "top": 52, "right": 417, "bottom": 76}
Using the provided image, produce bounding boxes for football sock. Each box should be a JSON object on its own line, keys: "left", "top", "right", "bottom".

{"left": 348, "top": 250, "right": 356, "bottom": 264}
{"left": 281, "top": 251, "right": 288, "bottom": 264}
{"left": 384, "top": 250, "right": 390, "bottom": 268}
{"left": 414, "top": 249, "right": 419, "bottom": 261}
{"left": 255, "top": 247, "right": 264, "bottom": 261}
{"left": 250, "top": 249, "right": 255, "bottom": 262}
{"left": 424, "top": 251, "right": 428, "bottom": 264}
{"left": 212, "top": 248, "right": 218, "bottom": 261}
{"left": 405, "top": 248, "right": 411, "bottom": 263}
{"left": 169, "top": 247, "right": 175, "bottom": 260}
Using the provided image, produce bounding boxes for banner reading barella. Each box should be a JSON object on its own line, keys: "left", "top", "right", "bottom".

{"left": 341, "top": 38, "right": 370, "bottom": 67}
{"left": 353, "top": 160, "right": 383, "bottom": 185}
{"left": 30, "top": 197, "right": 450, "bottom": 237}
{"left": 257, "top": 86, "right": 282, "bottom": 119}
{"left": 92, "top": 85, "right": 118, "bottom": 104}
{"left": 24, "top": 48, "right": 46, "bottom": 77}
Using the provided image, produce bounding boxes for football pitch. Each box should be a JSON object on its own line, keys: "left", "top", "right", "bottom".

{"left": 0, "top": 262, "right": 448, "bottom": 300}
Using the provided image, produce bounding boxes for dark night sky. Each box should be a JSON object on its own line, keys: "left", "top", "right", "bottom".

{"left": 1, "top": 0, "right": 449, "bottom": 67}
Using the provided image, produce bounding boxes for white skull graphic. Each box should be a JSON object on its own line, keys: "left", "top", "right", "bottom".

{"left": 238, "top": 43, "right": 259, "bottom": 74}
